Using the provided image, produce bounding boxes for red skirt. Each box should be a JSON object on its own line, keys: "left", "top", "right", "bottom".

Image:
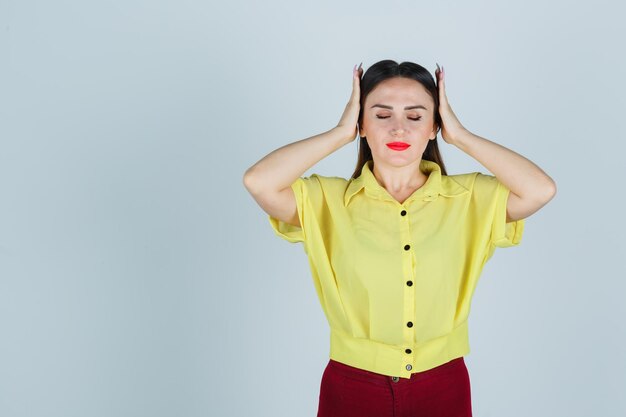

{"left": 317, "top": 356, "right": 472, "bottom": 417}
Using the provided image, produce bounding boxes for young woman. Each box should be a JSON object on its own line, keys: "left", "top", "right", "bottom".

{"left": 243, "top": 60, "right": 556, "bottom": 417}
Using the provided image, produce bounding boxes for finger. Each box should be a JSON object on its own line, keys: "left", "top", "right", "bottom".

{"left": 439, "top": 81, "right": 447, "bottom": 102}
{"left": 435, "top": 63, "right": 445, "bottom": 84}
{"left": 355, "top": 62, "right": 363, "bottom": 79}
{"left": 352, "top": 70, "right": 360, "bottom": 93}
{"left": 437, "top": 67, "right": 446, "bottom": 89}
{"left": 351, "top": 64, "right": 362, "bottom": 99}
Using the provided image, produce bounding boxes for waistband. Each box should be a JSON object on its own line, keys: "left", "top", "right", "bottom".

{"left": 327, "top": 356, "right": 466, "bottom": 387}
{"left": 329, "top": 320, "right": 471, "bottom": 378}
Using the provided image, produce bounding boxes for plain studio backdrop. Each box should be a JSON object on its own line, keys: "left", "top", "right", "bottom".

{"left": 1, "top": 1, "right": 625, "bottom": 416}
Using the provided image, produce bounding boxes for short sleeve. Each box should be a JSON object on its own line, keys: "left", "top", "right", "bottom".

{"left": 491, "top": 178, "right": 524, "bottom": 248}
{"left": 473, "top": 173, "right": 525, "bottom": 249}
{"left": 268, "top": 177, "right": 307, "bottom": 244}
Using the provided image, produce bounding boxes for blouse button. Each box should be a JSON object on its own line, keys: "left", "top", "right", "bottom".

{"left": 406, "top": 280, "right": 413, "bottom": 286}
{"left": 404, "top": 244, "right": 410, "bottom": 250}
{"left": 405, "top": 348, "right": 412, "bottom": 354}
{"left": 406, "top": 364, "right": 413, "bottom": 371}
{"left": 400, "top": 210, "right": 407, "bottom": 216}
{"left": 407, "top": 321, "right": 413, "bottom": 328}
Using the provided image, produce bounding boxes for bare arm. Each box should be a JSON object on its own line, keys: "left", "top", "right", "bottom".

{"left": 243, "top": 63, "right": 363, "bottom": 227}
{"left": 433, "top": 65, "right": 556, "bottom": 223}
{"left": 243, "top": 128, "right": 352, "bottom": 226}
{"left": 453, "top": 130, "right": 556, "bottom": 222}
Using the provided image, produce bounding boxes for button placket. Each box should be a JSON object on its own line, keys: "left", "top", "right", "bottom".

{"left": 400, "top": 206, "right": 414, "bottom": 376}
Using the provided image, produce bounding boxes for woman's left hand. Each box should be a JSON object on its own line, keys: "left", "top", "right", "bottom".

{"left": 435, "top": 64, "right": 468, "bottom": 145}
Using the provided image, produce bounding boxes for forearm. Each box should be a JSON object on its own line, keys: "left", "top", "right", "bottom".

{"left": 243, "top": 127, "right": 351, "bottom": 193}
{"left": 453, "top": 129, "right": 556, "bottom": 200}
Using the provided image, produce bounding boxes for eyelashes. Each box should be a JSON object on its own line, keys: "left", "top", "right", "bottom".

{"left": 376, "top": 115, "right": 421, "bottom": 121}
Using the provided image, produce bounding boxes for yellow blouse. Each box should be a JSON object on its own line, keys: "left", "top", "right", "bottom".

{"left": 268, "top": 159, "right": 524, "bottom": 379}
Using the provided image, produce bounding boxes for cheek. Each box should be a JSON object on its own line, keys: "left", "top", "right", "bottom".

{"left": 416, "top": 121, "right": 436, "bottom": 134}
{"left": 419, "top": 124, "right": 433, "bottom": 134}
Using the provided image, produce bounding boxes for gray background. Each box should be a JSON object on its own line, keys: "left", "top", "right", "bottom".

{"left": 1, "top": 0, "right": 624, "bottom": 416}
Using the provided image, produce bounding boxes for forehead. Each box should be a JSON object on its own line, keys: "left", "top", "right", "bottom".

{"left": 365, "top": 77, "right": 432, "bottom": 107}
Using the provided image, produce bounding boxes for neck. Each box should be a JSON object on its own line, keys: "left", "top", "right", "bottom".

{"left": 371, "top": 160, "right": 428, "bottom": 193}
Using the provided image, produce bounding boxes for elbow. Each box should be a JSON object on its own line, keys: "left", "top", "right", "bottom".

{"left": 243, "top": 167, "right": 259, "bottom": 193}
{"left": 243, "top": 166, "right": 274, "bottom": 195}
{"left": 537, "top": 177, "right": 557, "bottom": 205}
{"left": 521, "top": 177, "right": 557, "bottom": 207}
{"left": 545, "top": 177, "right": 557, "bottom": 201}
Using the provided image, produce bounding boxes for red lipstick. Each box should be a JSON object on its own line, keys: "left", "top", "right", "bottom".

{"left": 386, "top": 141, "right": 410, "bottom": 151}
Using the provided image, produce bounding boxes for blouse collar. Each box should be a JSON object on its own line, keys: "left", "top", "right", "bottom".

{"left": 344, "top": 159, "right": 469, "bottom": 206}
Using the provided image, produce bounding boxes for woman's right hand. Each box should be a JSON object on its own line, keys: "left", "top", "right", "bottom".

{"left": 335, "top": 62, "right": 363, "bottom": 143}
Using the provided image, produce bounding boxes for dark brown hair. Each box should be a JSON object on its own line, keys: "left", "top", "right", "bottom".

{"left": 350, "top": 59, "right": 447, "bottom": 179}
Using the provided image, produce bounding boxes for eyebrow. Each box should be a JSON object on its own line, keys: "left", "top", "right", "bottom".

{"left": 370, "top": 104, "right": 428, "bottom": 111}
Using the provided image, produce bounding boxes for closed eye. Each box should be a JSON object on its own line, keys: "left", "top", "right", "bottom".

{"left": 377, "top": 115, "right": 421, "bottom": 121}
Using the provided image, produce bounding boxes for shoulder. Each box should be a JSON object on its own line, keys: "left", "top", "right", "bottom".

{"left": 303, "top": 174, "right": 349, "bottom": 189}
{"left": 438, "top": 172, "right": 479, "bottom": 197}
{"left": 444, "top": 171, "right": 506, "bottom": 207}
{"left": 444, "top": 171, "right": 495, "bottom": 190}
{"left": 296, "top": 174, "right": 350, "bottom": 204}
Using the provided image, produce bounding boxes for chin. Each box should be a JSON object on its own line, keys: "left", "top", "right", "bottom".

{"left": 376, "top": 155, "right": 421, "bottom": 166}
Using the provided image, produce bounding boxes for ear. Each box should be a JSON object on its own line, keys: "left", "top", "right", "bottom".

{"left": 429, "top": 123, "right": 439, "bottom": 140}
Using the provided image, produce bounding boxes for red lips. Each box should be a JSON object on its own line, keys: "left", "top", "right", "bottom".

{"left": 386, "top": 142, "right": 410, "bottom": 150}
